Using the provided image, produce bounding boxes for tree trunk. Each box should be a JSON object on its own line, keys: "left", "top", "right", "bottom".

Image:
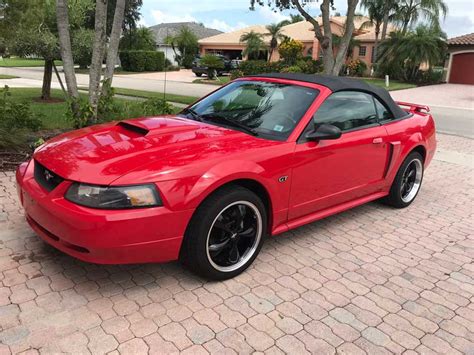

{"left": 41, "top": 59, "right": 53, "bottom": 101}
{"left": 373, "top": 24, "right": 380, "bottom": 64}
{"left": 102, "top": 0, "right": 125, "bottom": 91}
{"left": 381, "top": 7, "right": 390, "bottom": 40}
{"left": 89, "top": 0, "right": 108, "bottom": 123}
{"left": 56, "top": 0, "right": 80, "bottom": 116}
{"left": 291, "top": 0, "right": 333, "bottom": 74}
{"left": 292, "top": 0, "right": 359, "bottom": 76}
{"left": 331, "top": 0, "right": 359, "bottom": 75}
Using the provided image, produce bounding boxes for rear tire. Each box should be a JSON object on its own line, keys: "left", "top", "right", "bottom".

{"left": 194, "top": 72, "right": 203, "bottom": 77}
{"left": 180, "top": 185, "right": 267, "bottom": 280}
{"left": 383, "top": 151, "right": 424, "bottom": 208}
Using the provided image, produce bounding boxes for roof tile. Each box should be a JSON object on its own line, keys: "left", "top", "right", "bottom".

{"left": 448, "top": 33, "right": 474, "bottom": 46}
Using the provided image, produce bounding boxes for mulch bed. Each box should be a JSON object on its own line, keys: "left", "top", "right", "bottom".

{"left": 0, "top": 129, "right": 68, "bottom": 172}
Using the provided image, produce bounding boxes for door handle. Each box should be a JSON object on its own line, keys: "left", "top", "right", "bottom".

{"left": 373, "top": 137, "right": 383, "bottom": 144}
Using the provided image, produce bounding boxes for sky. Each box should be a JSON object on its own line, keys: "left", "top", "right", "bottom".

{"left": 139, "top": 0, "right": 474, "bottom": 38}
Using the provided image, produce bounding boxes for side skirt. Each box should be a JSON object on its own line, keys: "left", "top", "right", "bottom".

{"left": 272, "top": 191, "right": 388, "bottom": 235}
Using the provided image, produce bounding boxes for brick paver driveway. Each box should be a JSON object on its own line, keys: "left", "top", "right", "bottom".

{"left": 1, "top": 133, "right": 473, "bottom": 354}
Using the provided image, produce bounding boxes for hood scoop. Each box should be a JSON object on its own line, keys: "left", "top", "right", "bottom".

{"left": 117, "top": 121, "right": 149, "bottom": 136}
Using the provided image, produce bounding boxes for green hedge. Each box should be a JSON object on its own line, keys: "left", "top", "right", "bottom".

{"left": 238, "top": 59, "right": 323, "bottom": 76}
{"left": 119, "top": 50, "right": 165, "bottom": 72}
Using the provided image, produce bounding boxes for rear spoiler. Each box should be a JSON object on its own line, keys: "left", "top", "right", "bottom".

{"left": 396, "top": 101, "right": 430, "bottom": 113}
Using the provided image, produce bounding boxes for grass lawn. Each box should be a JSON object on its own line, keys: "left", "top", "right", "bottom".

{"left": 0, "top": 58, "right": 63, "bottom": 67}
{"left": 110, "top": 87, "right": 199, "bottom": 105}
{"left": 0, "top": 74, "right": 19, "bottom": 79}
{"left": 8, "top": 88, "right": 182, "bottom": 131}
{"left": 193, "top": 76, "right": 231, "bottom": 86}
{"left": 362, "top": 78, "right": 417, "bottom": 91}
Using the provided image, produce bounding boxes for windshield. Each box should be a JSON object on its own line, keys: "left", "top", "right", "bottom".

{"left": 180, "top": 80, "right": 319, "bottom": 140}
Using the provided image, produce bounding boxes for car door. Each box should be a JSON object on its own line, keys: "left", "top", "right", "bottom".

{"left": 288, "top": 91, "right": 390, "bottom": 221}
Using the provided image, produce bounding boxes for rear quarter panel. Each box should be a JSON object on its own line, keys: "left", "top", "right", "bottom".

{"left": 382, "top": 112, "right": 436, "bottom": 188}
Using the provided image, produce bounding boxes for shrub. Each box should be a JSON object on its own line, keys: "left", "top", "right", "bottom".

{"left": 281, "top": 65, "right": 302, "bottom": 73}
{"left": 346, "top": 59, "right": 367, "bottom": 77}
{"left": 0, "top": 86, "right": 42, "bottom": 131}
{"left": 199, "top": 54, "right": 224, "bottom": 79}
{"left": 0, "top": 86, "right": 43, "bottom": 149}
{"left": 278, "top": 39, "right": 304, "bottom": 65}
{"left": 230, "top": 70, "right": 244, "bottom": 80}
{"left": 296, "top": 58, "right": 323, "bottom": 74}
{"left": 239, "top": 60, "right": 283, "bottom": 75}
{"left": 414, "top": 69, "right": 443, "bottom": 85}
{"left": 119, "top": 51, "right": 165, "bottom": 72}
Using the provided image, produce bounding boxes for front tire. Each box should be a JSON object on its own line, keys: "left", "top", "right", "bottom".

{"left": 181, "top": 185, "right": 267, "bottom": 280}
{"left": 384, "top": 151, "right": 424, "bottom": 208}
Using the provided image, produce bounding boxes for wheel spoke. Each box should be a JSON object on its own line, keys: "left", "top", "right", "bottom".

{"left": 214, "top": 220, "right": 233, "bottom": 234}
{"left": 228, "top": 240, "right": 240, "bottom": 264}
{"left": 238, "top": 226, "right": 255, "bottom": 238}
{"left": 407, "top": 169, "right": 415, "bottom": 180}
{"left": 235, "top": 205, "right": 246, "bottom": 230}
{"left": 209, "top": 238, "right": 231, "bottom": 254}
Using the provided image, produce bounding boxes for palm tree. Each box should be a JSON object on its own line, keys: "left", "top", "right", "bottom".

{"left": 240, "top": 31, "right": 265, "bottom": 60}
{"left": 279, "top": 14, "right": 304, "bottom": 27}
{"left": 396, "top": 0, "right": 448, "bottom": 33}
{"left": 381, "top": 0, "right": 398, "bottom": 40}
{"left": 361, "top": 0, "right": 385, "bottom": 61}
{"left": 378, "top": 24, "right": 447, "bottom": 81}
{"left": 265, "top": 23, "right": 286, "bottom": 61}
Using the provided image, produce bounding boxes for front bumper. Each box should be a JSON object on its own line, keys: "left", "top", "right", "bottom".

{"left": 16, "top": 161, "right": 194, "bottom": 264}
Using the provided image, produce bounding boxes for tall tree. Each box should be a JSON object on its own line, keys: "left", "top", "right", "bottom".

{"left": 103, "top": 0, "right": 126, "bottom": 90}
{"left": 265, "top": 23, "right": 286, "bottom": 61}
{"left": 57, "top": 0, "right": 127, "bottom": 124}
{"left": 88, "top": 0, "right": 107, "bottom": 120}
{"left": 56, "top": 0, "right": 80, "bottom": 115}
{"left": 377, "top": 24, "right": 447, "bottom": 81}
{"left": 380, "top": 0, "right": 397, "bottom": 40}
{"left": 251, "top": 0, "right": 360, "bottom": 75}
{"left": 165, "top": 26, "right": 199, "bottom": 68}
{"left": 279, "top": 13, "right": 304, "bottom": 26}
{"left": 396, "top": 0, "right": 448, "bottom": 33}
{"left": 360, "top": 0, "right": 384, "bottom": 61}
{"left": 240, "top": 31, "right": 266, "bottom": 60}
{"left": 1, "top": 0, "right": 58, "bottom": 100}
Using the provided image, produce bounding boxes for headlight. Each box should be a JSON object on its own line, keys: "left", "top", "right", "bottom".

{"left": 65, "top": 183, "right": 162, "bottom": 209}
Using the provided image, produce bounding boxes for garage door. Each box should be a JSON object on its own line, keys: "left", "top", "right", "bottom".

{"left": 449, "top": 52, "right": 474, "bottom": 85}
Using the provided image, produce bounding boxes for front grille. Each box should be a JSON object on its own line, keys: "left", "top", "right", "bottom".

{"left": 34, "top": 161, "right": 64, "bottom": 192}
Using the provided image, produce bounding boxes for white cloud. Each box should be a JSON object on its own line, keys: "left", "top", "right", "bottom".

{"left": 152, "top": 10, "right": 197, "bottom": 24}
{"left": 204, "top": 19, "right": 248, "bottom": 32}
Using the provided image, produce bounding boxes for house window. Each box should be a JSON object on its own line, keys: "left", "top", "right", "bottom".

{"left": 371, "top": 47, "right": 376, "bottom": 63}
{"left": 359, "top": 46, "right": 367, "bottom": 57}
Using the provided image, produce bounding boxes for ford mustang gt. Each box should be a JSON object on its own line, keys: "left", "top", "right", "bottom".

{"left": 16, "top": 73, "right": 436, "bottom": 279}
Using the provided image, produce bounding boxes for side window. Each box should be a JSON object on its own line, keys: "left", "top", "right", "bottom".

{"left": 374, "top": 97, "right": 394, "bottom": 121}
{"left": 313, "top": 91, "right": 378, "bottom": 131}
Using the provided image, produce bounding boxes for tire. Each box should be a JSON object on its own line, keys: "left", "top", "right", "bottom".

{"left": 180, "top": 185, "right": 267, "bottom": 280}
{"left": 194, "top": 72, "right": 203, "bottom": 77}
{"left": 383, "top": 151, "right": 424, "bottom": 208}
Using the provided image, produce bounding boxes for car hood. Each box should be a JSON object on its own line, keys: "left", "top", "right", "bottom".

{"left": 34, "top": 115, "right": 270, "bottom": 185}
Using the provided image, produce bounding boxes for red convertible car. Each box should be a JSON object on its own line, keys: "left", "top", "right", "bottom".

{"left": 16, "top": 73, "right": 436, "bottom": 279}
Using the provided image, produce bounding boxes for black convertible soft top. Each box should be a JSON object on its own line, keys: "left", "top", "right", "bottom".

{"left": 250, "top": 73, "right": 408, "bottom": 119}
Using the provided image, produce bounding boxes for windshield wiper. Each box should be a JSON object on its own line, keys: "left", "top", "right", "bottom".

{"left": 181, "top": 107, "right": 202, "bottom": 122}
{"left": 201, "top": 113, "right": 259, "bottom": 136}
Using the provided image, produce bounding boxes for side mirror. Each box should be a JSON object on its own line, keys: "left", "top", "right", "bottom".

{"left": 305, "top": 123, "right": 342, "bottom": 141}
